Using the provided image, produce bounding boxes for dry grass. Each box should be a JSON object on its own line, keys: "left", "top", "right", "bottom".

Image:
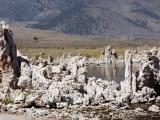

{"left": 19, "top": 48, "right": 126, "bottom": 58}
{"left": 12, "top": 26, "right": 160, "bottom": 58}
{"left": 19, "top": 48, "right": 102, "bottom": 58}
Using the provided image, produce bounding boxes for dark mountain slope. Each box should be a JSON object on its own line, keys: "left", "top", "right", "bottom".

{"left": 0, "top": 0, "right": 160, "bottom": 36}
{"left": 33, "top": 0, "right": 158, "bottom": 35}
{"left": 0, "top": 0, "right": 82, "bottom": 21}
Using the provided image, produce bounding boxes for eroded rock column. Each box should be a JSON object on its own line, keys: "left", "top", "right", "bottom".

{"left": 121, "top": 50, "right": 133, "bottom": 97}
{"left": 124, "top": 50, "right": 133, "bottom": 93}
{"left": 0, "top": 21, "right": 20, "bottom": 90}
{"left": 101, "top": 46, "right": 117, "bottom": 62}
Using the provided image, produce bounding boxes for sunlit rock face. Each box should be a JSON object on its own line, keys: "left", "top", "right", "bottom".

{"left": 120, "top": 48, "right": 160, "bottom": 103}
{"left": 19, "top": 54, "right": 121, "bottom": 107}
{"left": 100, "top": 46, "right": 118, "bottom": 63}
{"left": 0, "top": 21, "right": 20, "bottom": 90}
{"left": 136, "top": 49, "right": 160, "bottom": 96}
{"left": 120, "top": 50, "right": 134, "bottom": 98}
{"left": 0, "top": 22, "right": 160, "bottom": 119}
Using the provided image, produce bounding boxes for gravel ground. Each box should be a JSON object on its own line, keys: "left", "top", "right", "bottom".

{"left": 0, "top": 114, "right": 28, "bottom": 120}
{"left": 0, "top": 113, "right": 53, "bottom": 120}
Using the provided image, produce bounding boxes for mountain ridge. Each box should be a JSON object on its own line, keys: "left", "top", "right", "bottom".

{"left": 0, "top": 0, "right": 160, "bottom": 36}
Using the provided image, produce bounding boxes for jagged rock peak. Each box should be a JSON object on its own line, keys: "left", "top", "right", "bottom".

{"left": 0, "top": 21, "right": 20, "bottom": 90}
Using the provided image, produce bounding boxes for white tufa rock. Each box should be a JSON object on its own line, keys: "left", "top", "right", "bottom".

{"left": 120, "top": 50, "right": 133, "bottom": 98}
{"left": 148, "top": 105, "right": 160, "bottom": 112}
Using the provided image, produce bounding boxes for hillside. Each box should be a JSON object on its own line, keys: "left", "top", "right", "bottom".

{"left": 1, "top": 0, "right": 160, "bottom": 36}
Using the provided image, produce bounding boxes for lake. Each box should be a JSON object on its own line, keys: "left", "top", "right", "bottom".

{"left": 87, "top": 63, "right": 140, "bottom": 83}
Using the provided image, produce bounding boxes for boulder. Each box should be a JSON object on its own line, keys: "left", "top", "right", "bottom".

{"left": 14, "top": 93, "right": 26, "bottom": 104}
{"left": 100, "top": 46, "right": 117, "bottom": 62}
{"left": 148, "top": 105, "right": 160, "bottom": 112}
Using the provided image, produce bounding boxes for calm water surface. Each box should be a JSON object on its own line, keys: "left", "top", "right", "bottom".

{"left": 87, "top": 63, "right": 139, "bottom": 83}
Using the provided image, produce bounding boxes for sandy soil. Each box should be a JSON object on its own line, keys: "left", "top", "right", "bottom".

{"left": 0, "top": 114, "right": 28, "bottom": 120}
{"left": 0, "top": 113, "right": 54, "bottom": 120}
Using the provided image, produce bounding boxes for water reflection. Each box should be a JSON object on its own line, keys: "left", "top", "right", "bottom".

{"left": 87, "top": 63, "right": 139, "bottom": 83}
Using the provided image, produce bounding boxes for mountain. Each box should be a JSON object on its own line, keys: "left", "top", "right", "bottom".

{"left": 0, "top": 0, "right": 160, "bottom": 36}
{"left": 0, "top": 0, "right": 82, "bottom": 21}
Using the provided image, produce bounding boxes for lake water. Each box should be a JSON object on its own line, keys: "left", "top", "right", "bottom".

{"left": 87, "top": 63, "right": 140, "bottom": 83}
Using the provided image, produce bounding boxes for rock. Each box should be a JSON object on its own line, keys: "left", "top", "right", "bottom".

{"left": 48, "top": 82, "right": 61, "bottom": 102}
{"left": 77, "top": 57, "right": 86, "bottom": 67}
{"left": 62, "top": 75, "right": 72, "bottom": 81}
{"left": 73, "top": 97, "right": 84, "bottom": 105}
{"left": 87, "top": 80, "right": 97, "bottom": 101}
{"left": 121, "top": 49, "right": 160, "bottom": 104}
{"left": 132, "top": 87, "right": 156, "bottom": 103}
{"left": 26, "top": 107, "right": 48, "bottom": 117}
{"left": 34, "top": 109, "right": 48, "bottom": 117}
{"left": 148, "top": 105, "right": 160, "bottom": 112}
{"left": 25, "top": 94, "right": 38, "bottom": 107}
{"left": 35, "top": 98, "right": 44, "bottom": 107}
{"left": 17, "top": 61, "right": 32, "bottom": 89}
{"left": 136, "top": 51, "right": 160, "bottom": 95}
{"left": 103, "top": 81, "right": 119, "bottom": 102}
{"left": 14, "top": 93, "right": 25, "bottom": 104}
{"left": 40, "top": 93, "right": 54, "bottom": 107}
{"left": 134, "top": 107, "right": 144, "bottom": 112}
{"left": 100, "top": 46, "right": 117, "bottom": 62}
{"left": 17, "top": 76, "right": 32, "bottom": 89}
{"left": 0, "top": 21, "right": 20, "bottom": 90}
{"left": 156, "top": 96, "right": 160, "bottom": 103}
{"left": 7, "top": 104, "right": 19, "bottom": 113}
{"left": 121, "top": 50, "right": 133, "bottom": 96}
{"left": 52, "top": 65, "right": 62, "bottom": 74}
{"left": 0, "top": 92, "right": 5, "bottom": 100}
{"left": 1, "top": 104, "right": 7, "bottom": 111}
{"left": 56, "top": 102, "right": 68, "bottom": 109}
{"left": 83, "top": 94, "right": 90, "bottom": 106}
{"left": 31, "top": 64, "right": 51, "bottom": 90}
{"left": 47, "top": 55, "right": 53, "bottom": 64}
{"left": 132, "top": 73, "right": 137, "bottom": 95}
{"left": 77, "top": 75, "right": 86, "bottom": 83}
{"left": 1, "top": 23, "right": 160, "bottom": 119}
{"left": 77, "top": 66, "right": 87, "bottom": 83}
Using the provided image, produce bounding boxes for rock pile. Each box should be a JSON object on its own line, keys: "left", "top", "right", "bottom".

{"left": 0, "top": 22, "right": 159, "bottom": 119}
{"left": 100, "top": 46, "right": 118, "bottom": 63}
{"left": 17, "top": 56, "right": 120, "bottom": 108}
{"left": 120, "top": 50, "right": 135, "bottom": 97}
{"left": 120, "top": 48, "right": 160, "bottom": 103}
{"left": 11, "top": 48, "right": 160, "bottom": 110}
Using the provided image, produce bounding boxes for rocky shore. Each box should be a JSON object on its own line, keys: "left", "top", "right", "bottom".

{"left": 0, "top": 21, "right": 160, "bottom": 119}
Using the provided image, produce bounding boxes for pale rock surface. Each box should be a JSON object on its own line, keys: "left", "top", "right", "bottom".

{"left": 0, "top": 21, "right": 160, "bottom": 119}
{"left": 136, "top": 50, "right": 160, "bottom": 96}
{"left": 148, "top": 105, "right": 160, "bottom": 112}
{"left": 14, "top": 93, "right": 26, "bottom": 104}
{"left": 100, "top": 46, "right": 117, "bottom": 62}
{"left": 156, "top": 96, "right": 160, "bottom": 103}
{"left": 134, "top": 107, "right": 144, "bottom": 112}
{"left": 132, "top": 87, "right": 156, "bottom": 103}
{"left": 0, "top": 21, "right": 20, "bottom": 91}
{"left": 120, "top": 50, "right": 133, "bottom": 99}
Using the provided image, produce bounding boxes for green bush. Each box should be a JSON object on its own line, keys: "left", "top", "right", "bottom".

{"left": 0, "top": 97, "right": 14, "bottom": 105}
